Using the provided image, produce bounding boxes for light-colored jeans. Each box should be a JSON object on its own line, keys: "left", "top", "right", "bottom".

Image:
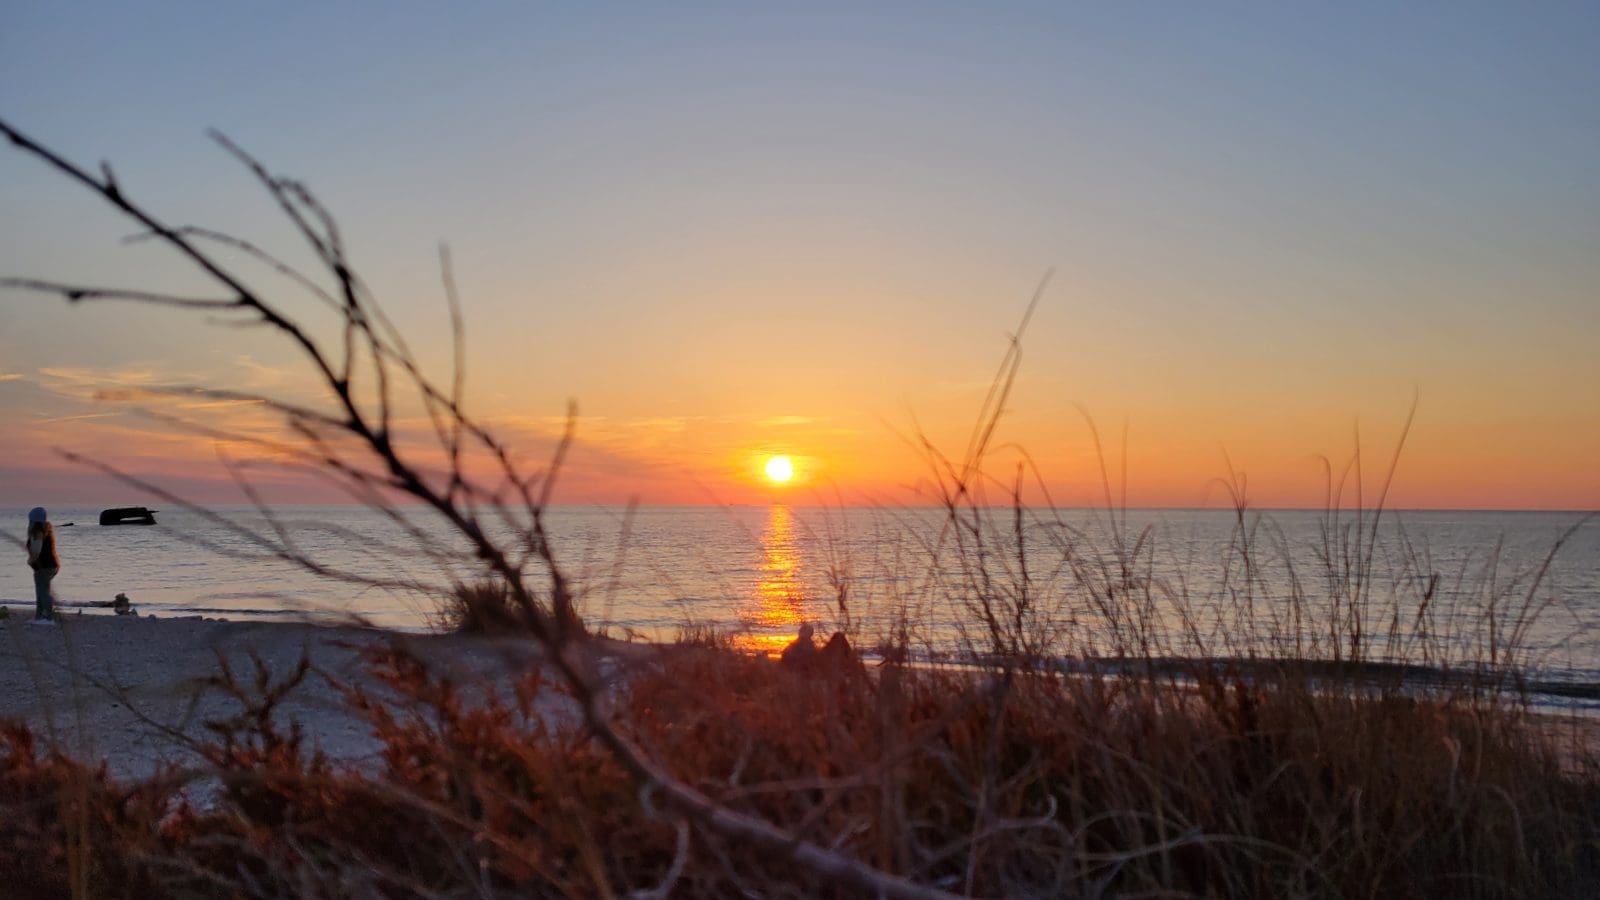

{"left": 33, "top": 567, "right": 57, "bottom": 620}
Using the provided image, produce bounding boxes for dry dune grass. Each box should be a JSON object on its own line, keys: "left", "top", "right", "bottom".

{"left": 4, "top": 636, "right": 1598, "bottom": 897}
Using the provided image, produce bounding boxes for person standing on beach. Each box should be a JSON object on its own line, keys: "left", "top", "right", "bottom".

{"left": 25, "top": 507, "right": 60, "bottom": 623}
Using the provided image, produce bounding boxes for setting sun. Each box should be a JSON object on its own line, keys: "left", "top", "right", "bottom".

{"left": 764, "top": 455, "right": 795, "bottom": 484}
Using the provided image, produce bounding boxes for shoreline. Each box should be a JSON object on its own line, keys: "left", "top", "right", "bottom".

{"left": 6, "top": 614, "right": 1597, "bottom": 786}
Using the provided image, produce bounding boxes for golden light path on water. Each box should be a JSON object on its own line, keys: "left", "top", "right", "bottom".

{"left": 741, "top": 504, "right": 806, "bottom": 655}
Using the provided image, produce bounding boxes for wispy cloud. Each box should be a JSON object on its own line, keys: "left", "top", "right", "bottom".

{"left": 33, "top": 365, "right": 191, "bottom": 402}
{"left": 30, "top": 411, "right": 121, "bottom": 425}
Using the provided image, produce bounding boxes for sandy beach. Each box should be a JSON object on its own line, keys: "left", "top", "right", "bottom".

{"left": 0, "top": 614, "right": 583, "bottom": 783}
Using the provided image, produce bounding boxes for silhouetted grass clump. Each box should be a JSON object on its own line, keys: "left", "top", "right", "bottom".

{"left": 435, "top": 579, "right": 534, "bottom": 635}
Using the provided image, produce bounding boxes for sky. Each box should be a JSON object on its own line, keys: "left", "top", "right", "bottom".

{"left": 2, "top": 2, "right": 1597, "bottom": 509}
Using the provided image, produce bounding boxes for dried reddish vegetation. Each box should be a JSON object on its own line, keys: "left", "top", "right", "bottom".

{"left": 3, "top": 641, "right": 1598, "bottom": 898}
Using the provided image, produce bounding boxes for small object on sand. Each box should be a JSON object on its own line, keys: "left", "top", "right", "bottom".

{"left": 99, "top": 506, "right": 158, "bottom": 526}
{"left": 88, "top": 592, "right": 138, "bottom": 615}
{"left": 780, "top": 623, "right": 817, "bottom": 668}
{"left": 819, "top": 630, "right": 856, "bottom": 668}
{"left": 780, "top": 625, "right": 859, "bottom": 677}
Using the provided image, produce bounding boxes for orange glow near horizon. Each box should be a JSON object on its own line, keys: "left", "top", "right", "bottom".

{"left": 4, "top": 393, "right": 1596, "bottom": 510}
{"left": 2, "top": 339, "right": 1595, "bottom": 511}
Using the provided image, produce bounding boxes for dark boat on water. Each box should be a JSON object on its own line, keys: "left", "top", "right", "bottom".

{"left": 99, "top": 507, "right": 158, "bottom": 526}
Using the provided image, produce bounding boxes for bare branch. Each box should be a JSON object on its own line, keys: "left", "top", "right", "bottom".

{"left": 124, "top": 225, "right": 343, "bottom": 312}
{"left": 0, "top": 277, "right": 244, "bottom": 310}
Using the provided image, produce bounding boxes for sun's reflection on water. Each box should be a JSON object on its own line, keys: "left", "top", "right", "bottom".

{"left": 740, "top": 504, "right": 807, "bottom": 654}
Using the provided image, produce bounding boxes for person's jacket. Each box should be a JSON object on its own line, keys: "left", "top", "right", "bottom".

{"left": 27, "top": 524, "right": 60, "bottom": 571}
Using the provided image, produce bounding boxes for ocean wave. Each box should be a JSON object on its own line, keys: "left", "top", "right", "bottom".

{"left": 162, "top": 606, "right": 310, "bottom": 617}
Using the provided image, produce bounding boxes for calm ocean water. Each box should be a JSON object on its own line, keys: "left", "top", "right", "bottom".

{"left": 4, "top": 504, "right": 1597, "bottom": 677}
